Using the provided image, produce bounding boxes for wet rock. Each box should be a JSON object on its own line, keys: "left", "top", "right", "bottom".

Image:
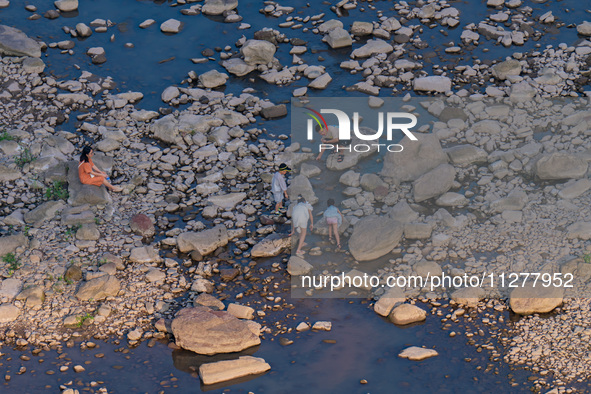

{"left": 389, "top": 304, "right": 427, "bottom": 325}
{"left": 261, "top": 104, "right": 287, "bottom": 119}
{"left": 325, "top": 28, "right": 352, "bottom": 48}
{"left": 308, "top": 73, "right": 332, "bottom": 89}
{"left": 492, "top": 59, "right": 521, "bottom": 80}
{"left": 161, "top": 19, "right": 182, "bottom": 34}
{"left": 535, "top": 152, "right": 588, "bottom": 180}
{"left": 0, "top": 25, "right": 42, "bottom": 57}
{"left": 413, "top": 76, "right": 452, "bottom": 93}
{"left": 127, "top": 329, "right": 142, "bottom": 341}
{"left": 171, "top": 306, "right": 261, "bottom": 355}
{"left": 381, "top": 134, "right": 448, "bottom": 182}
{"left": 251, "top": 233, "right": 291, "bottom": 258}
{"left": 129, "top": 246, "right": 161, "bottom": 263}
{"left": 509, "top": 283, "right": 564, "bottom": 315}
{"left": 75, "top": 275, "right": 120, "bottom": 301}
{"left": 199, "top": 356, "right": 270, "bottom": 385}
{"left": 76, "top": 23, "right": 92, "bottom": 37}
{"left": 177, "top": 224, "right": 229, "bottom": 255}
{"left": 0, "top": 304, "right": 19, "bottom": 323}
{"left": 222, "top": 58, "right": 255, "bottom": 76}
{"left": 194, "top": 294, "right": 225, "bottom": 310}
{"left": 287, "top": 255, "right": 313, "bottom": 276}
{"left": 349, "top": 216, "right": 403, "bottom": 261}
{"left": 130, "top": 214, "right": 155, "bottom": 237}
{"left": 374, "top": 287, "right": 405, "bottom": 317}
{"left": 351, "top": 39, "right": 393, "bottom": 58}
{"left": 241, "top": 39, "right": 276, "bottom": 65}
{"left": 399, "top": 347, "right": 438, "bottom": 361}
{"left": 577, "top": 21, "right": 591, "bottom": 36}
{"left": 0, "top": 234, "right": 28, "bottom": 257}
{"left": 227, "top": 303, "right": 254, "bottom": 320}
{"left": 54, "top": 0, "right": 78, "bottom": 12}
{"left": 202, "top": 0, "right": 238, "bottom": 16}
{"left": 413, "top": 164, "right": 455, "bottom": 202}
{"left": 199, "top": 70, "right": 228, "bottom": 88}
{"left": 162, "top": 86, "right": 180, "bottom": 102}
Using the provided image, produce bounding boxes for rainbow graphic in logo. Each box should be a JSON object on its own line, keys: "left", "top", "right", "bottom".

{"left": 305, "top": 107, "right": 328, "bottom": 133}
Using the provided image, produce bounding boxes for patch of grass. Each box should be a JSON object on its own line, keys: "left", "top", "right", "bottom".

{"left": 57, "top": 275, "right": 73, "bottom": 285}
{"left": 0, "top": 130, "right": 15, "bottom": 141}
{"left": 45, "top": 181, "right": 69, "bottom": 201}
{"left": 64, "top": 224, "right": 81, "bottom": 241}
{"left": 2, "top": 253, "right": 21, "bottom": 276}
{"left": 94, "top": 217, "right": 100, "bottom": 225}
{"left": 76, "top": 313, "right": 94, "bottom": 327}
{"left": 15, "top": 147, "right": 36, "bottom": 169}
{"left": 23, "top": 225, "right": 30, "bottom": 237}
{"left": 583, "top": 253, "right": 591, "bottom": 265}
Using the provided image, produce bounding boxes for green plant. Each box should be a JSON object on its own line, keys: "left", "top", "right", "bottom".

{"left": 94, "top": 217, "right": 100, "bottom": 225}
{"left": 76, "top": 313, "right": 94, "bottom": 327}
{"left": 583, "top": 253, "right": 591, "bottom": 265}
{"left": 0, "top": 130, "right": 15, "bottom": 141}
{"left": 3, "top": 252, "right": 21, "bottom": 276}
{"left": 64, "top": 225, "right": 81, "bottom": 241}
{"left": 15, "top": 147, "right": 35, "bottom": 169}
{"left": 23, "top": 225, "right": 30, "bottom": 237}
{"left": 45, "top": 181, "right": 69, "bottom": 201}
{"left": 56, "top": 275, "right": 73, "bottom": 285}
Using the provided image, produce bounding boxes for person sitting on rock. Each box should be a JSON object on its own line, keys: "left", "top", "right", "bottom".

{"left": 78, "top": 146, "right": 122, "bottom": 192}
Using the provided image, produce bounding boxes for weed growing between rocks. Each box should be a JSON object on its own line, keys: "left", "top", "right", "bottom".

{"left": 2, "top": 252, "right": 21, "bottom": 277}
{"left": 45, "top": 181, "right": 69, "bottom": 201}
{"left": 14, "top": 147, "right": 35, "bottom": 169}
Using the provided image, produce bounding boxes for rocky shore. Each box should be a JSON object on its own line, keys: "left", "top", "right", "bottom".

{"left": 0, "top": 0, "right": 591, "bottom": 391}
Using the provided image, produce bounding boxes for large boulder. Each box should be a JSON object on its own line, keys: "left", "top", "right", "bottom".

{"left": 24, "top": 201, "right": 65, "bottom": 225}
{"left": 287, "top": 175, "right": 318, "bottom": 205}
{"left": 171, "top": 306, "right": 261, "bottom": 355}
{"left": 0, "top": 304, "right": 20, "bottom": 323}
{"left": 287, "top": 255, "right": 313, "bottom": 276}
{"left": 199, "top": 356, "right": 270, "bottom": 385}
{"left": 222, "top": 58, "right": 255, "bottom": 77}
{"left": 241, "top": 40, "right": 276, "bottom": 65}
{"left": 509, "top": 283, "right": 564, "bottom": 315}
{"left": 535, "top": 152, "right": 588, "bottom": 180}
{"left": 491, "top": 59, "right": 521, "bottom": 80}
{"left": 0, "top": 25, "right": 42, "bottom": 58}
{"left": 351, "top": 39, "right": 393, "bottom": 58}
{"left": 177, "top": 225, "right": 228, "bottom": 255}
{"left": 202, "top": 0, "right": 238, "bottom": 15}
{"left": 75, "top": 275, "right": 120, "bottom": 301}
{"left": 381, "top": 134, "right": 448, "bottom": 182}
{"left": 54, "top": 0, "right": 78, "bottom": 12}
{"left": 349, "top": 216, "right": 403, "bottom": 261}
{"left": 66, "top": 161, "right": 112, "bottom": 207}
{"left": 412, "top": 164, "right": 456, "bottom": 202}
{"left": 199, "top": 70, "right": 229, "bottom": 88}
{"left": 325, "top": 28, "right": 352, "bottom": 48}
{"left": 0, "top": 234, "right": 27, "bottom": 256}
{"left": 251, "top": 233, "right": 291, "bottom": 258}
{"left": 389, "top": 304, "right": 427, "bottom": 325}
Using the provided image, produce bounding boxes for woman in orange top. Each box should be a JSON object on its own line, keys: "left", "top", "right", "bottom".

{"left": 79, "top": 146, "right": 122, "bottom": 192}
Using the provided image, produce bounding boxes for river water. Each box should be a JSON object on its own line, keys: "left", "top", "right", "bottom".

{"left": 0, "top": 0, "right": 588, "bottom": 392}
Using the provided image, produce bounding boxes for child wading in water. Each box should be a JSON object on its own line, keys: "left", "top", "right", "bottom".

{"left": 323, "top": 198, "right": 343, "bottom": 248}
{"left": 271, "top": 163, "right": 291, "bottom": 215}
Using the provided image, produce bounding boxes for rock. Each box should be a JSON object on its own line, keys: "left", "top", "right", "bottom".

{"left": 360, "top": 173, "right": 387, "bottom": 191}
{"left": 577, "top": 21, "right": 591, "bottom": 36}
{"left": 23, "top": 201, "right": 64, "bottom": 225}
{"left": 75, "top": 275, "right": 120, "bottom": 301}
{"left": 0, "top": 1, "right": 9, "bottom": 9}
{"left": 566, "top": 222, "right": 591, "bottom": 240}
{"left": 404, "top": 223, "right": 433, "bottom": 239}
{"left": 16, "top": 285, "right": 44, "bottom": 306}
{"left": 162, "top": 86, "right": 180, "bottom": 102}
{"left": 76, "top": 223, "right": 100, "bottom": 241}
{"left": 374, "top": 287, "right": 405, "bottom": 316}
{"left": 413, "top": 76, "right": 452, "bottom": 93}
{"left": 436, "top": 192, "right": 468, "bottom": 207}
{"left": 318, "top": 19, "right": 343, "bottom": 34}
{"left": 308, "top": 73, "right": 332, "bottom": 89}
{"left": 0, "top": 304, "right": 19, "bottom": 323}
{"left": 492, "top": 59, "right": 521, "bottom": 80}
{"left": 325, "top": 28, "right": 352, "bottom": 48}
{"left": 199, "top": 70, "right": 229, "bottom": 88}
{"left": 129, "top": 246, "right": 161, "bottom": 263}
{"left": 472, "top": 119, "right": 500, "bottom": 134}
{"left": 389, "top": 200, "right": 419, "bottom": 223}
{"left": 127, "top": 329, "right": 142, "bottom": 341}
{"left": 194, "top": 294, "right": 225, "bottom": 310}
{"left": 490, "top": 190, "right": 527, "bottom": 213}
{"left": 130, "top": 214, "right": 155, "bottom": 237}
{"left": 399, "top": 347, "right": 438, "bottom": 361}
{"left": 296, "top": 322, "right": 310, "bottom": 332}
{"left": 351, "top": 39, "right": 393, "bottom": 58}
{"left": 287, "top": 255, "right": 313, "bottom": 276}
{"left": 312, "top": 321, "right": 332, "bottom": 331}
{"left": 66, "top": 161, "right": 112, "bottom": 207}
{"left": 208, "top": 193, "right": 247, "bottom": 209}
{"left": 445, "top": 144, "right": 487, "bottom": 166}
{"left": 261, "top": 104, "right": 287, "bottom": 119}
{"left": 0, "top": 279, "right": 22, "bottom": 300}
{"left": 171, "top": 306, "right": 260, "bottom": 355}
{"left": 351, "top": 21, "right": 373, "bottom": 36}
{"left": 199, "top": 356, "right": 270, "bottom": 385}
{"left": 161, "top": 19, "right": 182, "bottom": 34}
{"left": 227, "top": 303, "right": 254, "bottom": 320}
{"left": 300, "top": 163, "right": 321, "bottom": 178}
{"left": 65, "top": 265, "right": 83, "bottom": 282}
{"left": 191, "top": 278, "right": 214, "bottom": 293}
{"left": 222, "top": 58, "right": 255, "bottom": 77}
{"left": 349, "top": 216, "right": 403, "bottom": 261}
{"left": 535, "top": 152, "right": 588, "bottom": 180}
{"left": 139, "top": 19, "right": 155, "bottom": 28}
{"left": 0, "top": 165, "right": 21, "bottom": 182}
{"left": 389, "top": 304, "right": 427, "bottom": 325}
{"left": 558, "top": 179, "right": 591, "bottom": 199}
{"left": 54, "top": 0, "right": 78, "bottom": 12}
{"left": 0, "top": 25, "right": 42, "bottom": 57}
{"left": 151, "top": 113, "right": 223, "bottom": 145}
{"left": 451, "top": 287, "right": 485, "bottom": 307}
{"left": 177, "top": 225, "right": 228, "bottom": 255}
{"left": 251, "top": 233, "right": 291, "bottom": 258}
{"left": 509, "top": 283, "right": 564, "bottom": 315}
{"left": 288, "top": 175, "right": 318, "bottom": 205}
{"left": 202, "top": 0, "right": 239, "bottom": 15}
{"left": 22, "top": 57, "right": 45, "bottom": 73}
{"left": 509, "top": 81, "right": 536, "bottom": 102}
{"left": 145, "top": 268, "right": 166, "bottom": 283}
{"left": 413, "top": 164, "right": 456, "bottom": 202}
{"left": 76, "top": 23, "right": 92, "bottom": 37}
{"left": 241, "top": 39, "right": 276, "bottom": 65}
{"left": 381, "top": 134, "right": 448, "bottom": 182}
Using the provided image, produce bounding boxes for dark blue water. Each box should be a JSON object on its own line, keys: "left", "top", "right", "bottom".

{"left": 1, "top": 0, "right": 589, "bottom": 392}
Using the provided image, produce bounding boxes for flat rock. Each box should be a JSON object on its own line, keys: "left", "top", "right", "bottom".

{"left": 566, "top": 222, "right": 591, "bottom": 240}
{"left": 325, "top": 27, "right": 352, "bottom": 48}
{"left": 0, "top": 304, "right": 20, "bottom": 323}
{"left": 352, "top": 39, "right": 393, "bottom": 58}
{"left": 451, "top": 287, "right": 486, "bottom": 307}
{"left": 445, "top": 144, "right": 487, "bottom": 166}
{"left": 399, "top": 346, "right": 438, "bottom": 361}
{"left": 374, "top": 287, "right": 405, "bottom": 316}
{"left": 413, "top": 164, "right": 455, "bottom": 202}
{"left": 0, "top": 25, "right": 42, "bottom": 57}
{"left": 381, "top": 134, "right": 448, "bottom": 182}
{"left": 177, "top": 225, "right": 229, "bottom": 255}
{"left": 24, "top": 201, "right": 65, "bottom": 224}
{"left": 577, "top": 21, "right": 591, "bottom": 36}
{"left": 389, "top": 304, "right": 427, "bottom": 325}
{"left": 349, "top": 216, "right": 403, "bottom": 261}
{"left": 0, "top": 279, "right": 22, "bottom": 300}
{"left": 130, "top": 214, "right": 155, "bottom": 237}
{"left": 199, "top": 356, "right": 270, "bottom": 385}
{"left": 558, "top": 179, "right": 591, "bottom": 199}
{"left": 54, "top": 0, "right": 78, "bottom": 12}
{"left": 202, "top": 0, "right": 238, "bottom": 15}
{"left": 227, "top": 303, "right": 254, "bottom": 320}
{"left": 66, "top": 161, "right": 112, "bottom": 207}
{"left": 222, "top": 58, "right": 255, "bottom": 77}
{"left": 194, "top": 293, "right": 225, "bottom": 310}
{"left": 161, "top": 19, "right": 182, "bottom": 34}
{"left": 129, "top": 246, "right": 161, "bottom": 263}
{"left": 413, "top": 76, "right": 451, "bottom": 93}
{"left": 0, "top": 234, "right": 27, "bottom": 256}
{"left": 287, "top": 255, "right": 313, "bottom": 276}
{"left": 509, "top": 283, "right": 564, "bottom": 315}
{"left": 251, "top": 233, "right": 291, "bottom": 258}
{"left": 199, "top": 70, "right": 228, "bottom": 88}
{"left": 75, "top": 275, "right": 120, "bottom": 301}
{"left": 241, "top": 39, "right": 276, "bottom": 65}
{"left": 492, "top": 59, "right": 521, "bottom": 80}
{"left": 171, "top": 306, "right": 260, "bottom": 355}
{"left": 535, "top": 152, "right": 588, "bottom": 180}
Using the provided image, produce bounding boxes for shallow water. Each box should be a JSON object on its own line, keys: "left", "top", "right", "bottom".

{"left": 1, "top": 0, "right": 589, "bottom": 392}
